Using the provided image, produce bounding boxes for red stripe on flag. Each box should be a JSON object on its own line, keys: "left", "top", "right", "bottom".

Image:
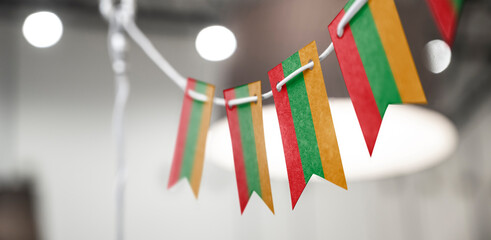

{"left": 426, "top": 0, "right": 458, "bottom": 45}
{"left": 224, "top": 89, "right": 250, "bottom": 213}
{"left": 268, "top": 64, "right": 306, "bottom": 209}
{"left": 168, "top": 78, "right": 196, "bottom": 188}
{"left": 328, "top": 11, "right": 382, "bottom": 155}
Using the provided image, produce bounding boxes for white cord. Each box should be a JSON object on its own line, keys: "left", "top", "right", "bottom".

{"left": 187, "top": 89, "right": 209, "bottom": 102}
{"left": 124, "top": 20, "right": 188, "bottom": 90}
{"left": 107, "top": 12, "right": 129, "bottom": 240}
{"left": 101, "top": 0, "right": 366, "bottom": 126}
{"left": 319, "top": 42, "right": 334, "bottom": 61}
{"left": 228, "top": 95, "right": 259, "bottom": 108}
{"left": 187, "top": 58, "right": 316, "bottom": 107}
{"left": 123, "top": 19, "right": 335, "bottom": 107}
{"left": 276, "top": 60, "right": 314, "bottom": 92}
{"left": 103, "top": 0, "right": 365, "bottom": 118}
{"left": 337, "top": 0, "right": 368, "bottom": 37}
{"left": 113, "top": 72, "right": 129, "bottom": 240}
{"left": 262, "top": 90, "right": 273, "bottom": 99}
{"left": 213, "top": 0, "right": 363, "bottom": 105}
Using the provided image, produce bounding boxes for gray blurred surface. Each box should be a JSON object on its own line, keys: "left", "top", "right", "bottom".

{"left": 0, "top": 0, "right": 490, "bottom": 239}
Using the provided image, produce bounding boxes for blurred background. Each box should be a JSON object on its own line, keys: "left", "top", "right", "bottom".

{"left": 0, "top": 0, "right": 490, "bottom": 239}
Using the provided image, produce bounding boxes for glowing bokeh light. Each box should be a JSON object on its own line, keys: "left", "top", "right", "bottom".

{"left": 23, "top": 11, "right": 63, "bottom": 48}
{"left": 424, "top": 39, "right": 451, "bottom": 74}
{"left": 195, "top": 25, "right": 237, "bottom": 62}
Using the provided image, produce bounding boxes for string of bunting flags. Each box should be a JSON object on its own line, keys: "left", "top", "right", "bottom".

{"left": 106, "top": 0, "right": 464, "bottom": 213}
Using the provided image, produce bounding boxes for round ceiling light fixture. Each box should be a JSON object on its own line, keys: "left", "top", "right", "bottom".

{"left": 23, "top": 11, "right": 63, "bottom": 48}
{"left": 206, "top": 98, "right": 458, "bottom": 182}
{"left": 195, "top": 25, "right": 237, "bottom": 62}
{"left": 424, "top": 39, "right": 452, "bottom": 74}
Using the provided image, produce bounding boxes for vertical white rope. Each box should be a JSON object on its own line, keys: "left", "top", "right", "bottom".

{"left": 113, "top": 71, "right": 129, "bottom": 240}
{"left": 107, "top": 12, "right": 129, "bottom": 240}
{"left": 99, "top": 0, "right": 113, "bottom": 21}
{"left": 100, "top": 2, "right": 132, "bottom": 239}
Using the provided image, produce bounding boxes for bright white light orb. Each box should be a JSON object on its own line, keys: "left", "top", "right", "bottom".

{"left": 23, "top": 11, "right": 63, "bottom": 48}
{"left": 206, "top": 98, "right": 458, "bottom": 182}
{"left": 195, "top": 25, "right": 237, "bottom": 61}
{"left": 424, "top": 39, "right": 451, "bottom": 74}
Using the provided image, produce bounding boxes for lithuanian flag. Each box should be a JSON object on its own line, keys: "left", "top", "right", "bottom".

{"left": 223, "top": 81, "right": 274, "bottom": 213}
{"left": 328, "top": 0, "right": 427, "bottom": 155}
{"left": 268, "top": 41, "right": 347, "bottom": 209}
{"left": 426, "top": 0, "right": 464, "bottom": 45}
{"left": 168, "top": 78, "right": 215, "bottom": 197}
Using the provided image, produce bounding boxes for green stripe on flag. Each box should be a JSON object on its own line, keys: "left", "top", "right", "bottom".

{"left": 452, "top": 0, "right": 463, "bottom": 11}
{"left": 235, "top": 85, "right": 262, "bottom": 197}
{"left": 180, "top": 81, "right": 207, "bottom": 179}
{"left": 344, "top": 0, "right": 356, "bottom": 10}
{"left": 349, "top": 3, "right": 402, "bottom": 117}
{"left": 282, "top": 52, "right": 324, "bottom": 183}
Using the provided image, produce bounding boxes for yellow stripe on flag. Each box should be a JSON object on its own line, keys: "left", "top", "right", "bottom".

{"left": 369, "top": 0, "right": 427, "bottom": 104}
{"left": 190, "top": 85, "right": 215, "bottom": 198}
{"left": 299, "top": 41, "right": 347, "bottom": 190}
{"left": 249, "top": 81, "right": 274, "bottom": 213}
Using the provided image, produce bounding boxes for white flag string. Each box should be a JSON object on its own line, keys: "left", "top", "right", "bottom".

{"left": 103, "top": 0, "right": 366, "bottom": 107}
{"left": 101, "top": 0, "right": 368, "bottom": 106}
{"left": 124, "top": 20, "right": 188, "bottom": 91}
{"left": 337, "top": 0, "right": 368, "bottom": 37}
{"left": 124, "top": 19, "right": 334, "bottom": 107}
